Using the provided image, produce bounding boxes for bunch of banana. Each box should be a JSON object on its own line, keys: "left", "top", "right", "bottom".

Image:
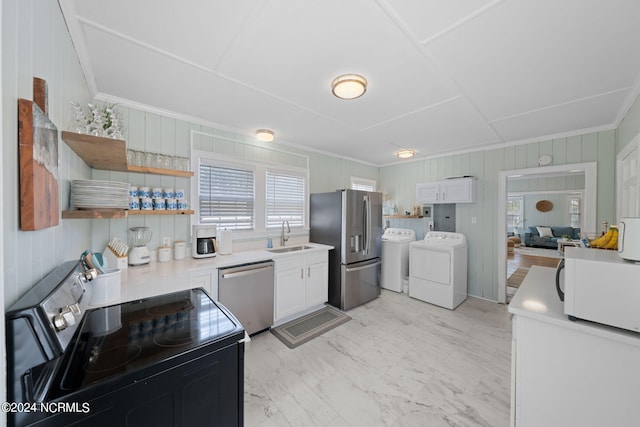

{"left": 589, "top": 225, "right": 619, "bottom": 249}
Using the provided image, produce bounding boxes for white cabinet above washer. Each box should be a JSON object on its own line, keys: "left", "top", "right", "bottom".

{"left": 416, "top": 177, "right": 476, "bottom": 204}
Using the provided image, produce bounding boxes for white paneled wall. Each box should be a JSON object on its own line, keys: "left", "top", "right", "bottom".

{"left": 508, "top": 174, "right": 585, "bottom": 192}
{"left": 379, "top": 130, "right": 616, "bottom": 301}
{"left": 618, "top": 94, "right": 640, "bottom": 153}
{"left": 521, "top": 193, "right": 579, "bottom": 228}
{"left": 2, "top": 0, "right": 92, "bottom": 308}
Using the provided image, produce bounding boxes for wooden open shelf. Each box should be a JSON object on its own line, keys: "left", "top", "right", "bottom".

{"left": 62, "top": 209, "right": 194, "bottom": 219}
{"left": 62, "top": 209, "right": 128, "bottom": 219}
{"left": 61, "top": 131, "right": 194, "bottom": 177}
{"left": 384, "top": 215, "right": 423, "bottom": 219}
{"left": 128, "top": 209, "right": 194, "bottom": 216}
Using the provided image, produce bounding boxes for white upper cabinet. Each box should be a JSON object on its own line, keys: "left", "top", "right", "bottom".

{"left": 416, "top": 177, "right": 476, "bottom": 204}
{"left": 416, "top": 182, "right": 441, "bottom": 203}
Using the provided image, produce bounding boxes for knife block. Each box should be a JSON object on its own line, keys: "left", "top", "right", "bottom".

{"left": 103, "top": 246, "right": 128, "bottom": 269}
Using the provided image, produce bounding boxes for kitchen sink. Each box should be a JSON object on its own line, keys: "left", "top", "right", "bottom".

{"left": 267, "top": 245, "right": 313, "bottom": 253}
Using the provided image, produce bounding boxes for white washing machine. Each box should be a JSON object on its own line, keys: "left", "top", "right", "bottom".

{"left": 409, "top": 231, "right": 467, "bottom": 309}
{"left": 381, "top": 228, "right": 416, "bottom": 292}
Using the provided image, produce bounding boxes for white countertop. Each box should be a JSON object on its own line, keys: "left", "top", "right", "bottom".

{"left": 90, "top": 243, "right": 333, "bottom": 308}
{"left": 508, "top": 266, "right": 640, "bottom": 347}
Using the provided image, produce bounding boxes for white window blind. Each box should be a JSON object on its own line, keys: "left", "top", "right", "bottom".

{"left": 266, "top": 171, "right": 305, "bottom": 228}
{"left": 350, "top": 176, "right": 376, "bottom": 192}
{"left": 199, "top": 163, "right": 254, "bottom": 230}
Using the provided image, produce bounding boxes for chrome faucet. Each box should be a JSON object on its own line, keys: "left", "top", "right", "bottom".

{"left": 280, "top": 220, "right": 290, "bottom": 246}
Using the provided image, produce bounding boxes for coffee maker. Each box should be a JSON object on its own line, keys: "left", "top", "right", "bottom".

{"left": 192, "top": 225, "right": 217, "bottom": 258}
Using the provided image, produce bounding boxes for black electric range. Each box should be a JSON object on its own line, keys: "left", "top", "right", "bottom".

{"left": 6, "top": 260, "right": 245, "bottom": 427}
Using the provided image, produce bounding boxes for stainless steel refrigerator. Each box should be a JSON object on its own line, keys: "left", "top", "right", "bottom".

{"left": 310, "top": 189, "right": 382, "bottom": 310}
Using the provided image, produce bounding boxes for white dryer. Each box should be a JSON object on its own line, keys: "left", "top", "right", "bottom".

{"left": 381, "top": 228, "right": 416, "bottom": 292}
{"left": 409, "top": 231, "right": 467, "bottom": 309}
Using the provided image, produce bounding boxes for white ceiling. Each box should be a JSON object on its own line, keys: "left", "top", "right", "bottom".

{"left": 59, "top": 0, "right": 640, "bottom": 166}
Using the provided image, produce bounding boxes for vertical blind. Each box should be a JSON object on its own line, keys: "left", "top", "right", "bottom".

{"left": 265, "top": 171, "right": 305, "bottom": 228}
{"left": 199, "top": 163, "right": 255, "bottom": 230}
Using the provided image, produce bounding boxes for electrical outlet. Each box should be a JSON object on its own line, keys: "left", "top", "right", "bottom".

{"left": 162, "top": 236, "right": 170, "bottom": 247}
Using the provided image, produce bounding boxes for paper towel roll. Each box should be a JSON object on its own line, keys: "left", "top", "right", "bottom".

{"left": 217, "top": 229, "right": 232, "bottom": 255}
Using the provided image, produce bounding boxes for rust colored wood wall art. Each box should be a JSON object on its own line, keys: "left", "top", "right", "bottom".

{"left": 18, "top": 78, "right": 59, "bottom": 230}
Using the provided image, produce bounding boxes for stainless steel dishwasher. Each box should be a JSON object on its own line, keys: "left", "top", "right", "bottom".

{"left": 218, "top": 261, "right": 275, "bottom": 335}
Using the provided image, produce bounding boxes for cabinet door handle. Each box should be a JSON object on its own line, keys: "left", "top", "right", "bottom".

{"left": 300, "top": 269, "right": 304, "bottom": 279}
{"left": 307, "top": 267, "right": 311, "bottom": 278}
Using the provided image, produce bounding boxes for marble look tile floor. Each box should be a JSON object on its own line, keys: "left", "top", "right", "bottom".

{"left": 244, "top": 290, "right": 512, "bottom": 426}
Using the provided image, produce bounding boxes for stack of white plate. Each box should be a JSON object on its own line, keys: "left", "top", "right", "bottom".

{"left": 71, "top": 180, "right": 130, "bottom": 209}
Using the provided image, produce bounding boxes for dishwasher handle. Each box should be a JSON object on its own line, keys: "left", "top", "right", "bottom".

{"left": 220, "top": 262, "right": 274, "bottom": 279}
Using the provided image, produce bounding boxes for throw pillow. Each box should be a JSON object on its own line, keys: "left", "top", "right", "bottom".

{"left": 537, "top": 226, "right": 553, "bottom": 238}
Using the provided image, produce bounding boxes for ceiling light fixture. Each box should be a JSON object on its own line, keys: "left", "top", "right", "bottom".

{"left": 331, "top": 74, "right": 367, "bottom": 99}
{"left": 256, "top": 129, "right": 274, "bottom": 142}
{"left": 395, "top": 149, "right": 415, "bottom": 159}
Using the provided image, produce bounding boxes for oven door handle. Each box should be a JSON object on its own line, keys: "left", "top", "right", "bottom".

{"left": 22, "top": 358, "right": 63, "bottom": 403}
{"left": 22, "top": 369, "right": 35, "bottom": 402}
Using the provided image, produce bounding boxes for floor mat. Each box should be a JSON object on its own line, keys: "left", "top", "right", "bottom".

{"left": 507, "top": 267, "right": 529, "bottom": 288}
{"left": 271, "top": 306, "right": 351, "bottom": 349}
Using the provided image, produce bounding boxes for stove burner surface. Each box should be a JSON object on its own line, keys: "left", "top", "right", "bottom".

{"left": 54, "top": 289, "right": 239, "bottom": 395}
{"left": 84, "top": 344, "right": 142, "bottom": 374}
{"left": 145, "top": 297, "right": 193, "bottom": 316}
{"left": 153, "top": 319, "right": 199, "bottom": 347}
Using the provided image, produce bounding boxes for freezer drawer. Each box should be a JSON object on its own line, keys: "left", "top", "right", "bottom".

{"left": 339, "top": 258, "right": 381, "bottom": 310}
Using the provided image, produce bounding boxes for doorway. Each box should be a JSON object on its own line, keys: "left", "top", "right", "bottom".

{"left": 497, "top": 162, "right": 598, "bottom": 303}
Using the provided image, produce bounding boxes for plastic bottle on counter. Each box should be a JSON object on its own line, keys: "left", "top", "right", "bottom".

{"left": 267, "top": 235, "right": 273, "bottom": 248}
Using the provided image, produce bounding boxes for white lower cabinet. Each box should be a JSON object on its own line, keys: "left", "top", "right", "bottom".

{"left": 274, "top": 251, "right": 328, "bottom": 322}
{"left": 305, "top": 258, "right": 328, "bottom": 307}
{"left": 274, "top": 256, "right": 306, "bottom": 321}
{"left": 190, "top": 271, "right": 218, "bottom": 300}
{"left": 510, "top": 267, "right": 640, "bottom": 427}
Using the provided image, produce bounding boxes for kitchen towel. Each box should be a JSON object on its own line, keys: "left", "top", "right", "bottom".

{"left": 217, "top": 229, "right": 232, "bottom": 255}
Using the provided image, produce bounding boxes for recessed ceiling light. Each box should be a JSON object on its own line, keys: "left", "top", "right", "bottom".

{"left": 256, "top": 129, "right": 274, "bottom": 142}
{"left": 331, "top": 74, "right": 367, "bottom": 99}
{"left": 395, "top": 149, "right": 415, "bottom": 159}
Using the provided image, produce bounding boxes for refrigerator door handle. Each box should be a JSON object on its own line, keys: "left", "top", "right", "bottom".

{"left": 363, "top": 194, "right": 371, "bottom": 256}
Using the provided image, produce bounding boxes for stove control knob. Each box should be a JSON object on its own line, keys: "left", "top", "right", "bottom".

{"left": 62, "top": 310, "right": 76, "bottom": 327}
{"left": 53, "top": 308, "right": 77, "bottom": 331}
{"left": 68, "top": 303, "right": 81, "bottom": 317}
{"left": 53, "top": 314, "right": 67, "bottom": 331}
{"left": 81, "top": 269, "right": 97, "bottom": 282}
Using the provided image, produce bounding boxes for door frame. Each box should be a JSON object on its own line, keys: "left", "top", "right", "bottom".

{"left": 497, "top": 162, "right": 597, "bottom": 303}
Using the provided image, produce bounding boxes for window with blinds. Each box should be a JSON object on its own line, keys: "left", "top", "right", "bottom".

{"left": 350, "top": 176, "right": 376, "bottom": 192}
{"left": 198, "top": 163, "right": 255, "bottom": 230}
{"left": 266, "top": 171, "right": 305, "bottom": 228}
{"left": 507, "top": 196, "right": 524, "bottom": 233}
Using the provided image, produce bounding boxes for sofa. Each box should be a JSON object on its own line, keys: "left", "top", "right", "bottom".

{"left": 524, "top": 226, "right": 581, "bottom": 249}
